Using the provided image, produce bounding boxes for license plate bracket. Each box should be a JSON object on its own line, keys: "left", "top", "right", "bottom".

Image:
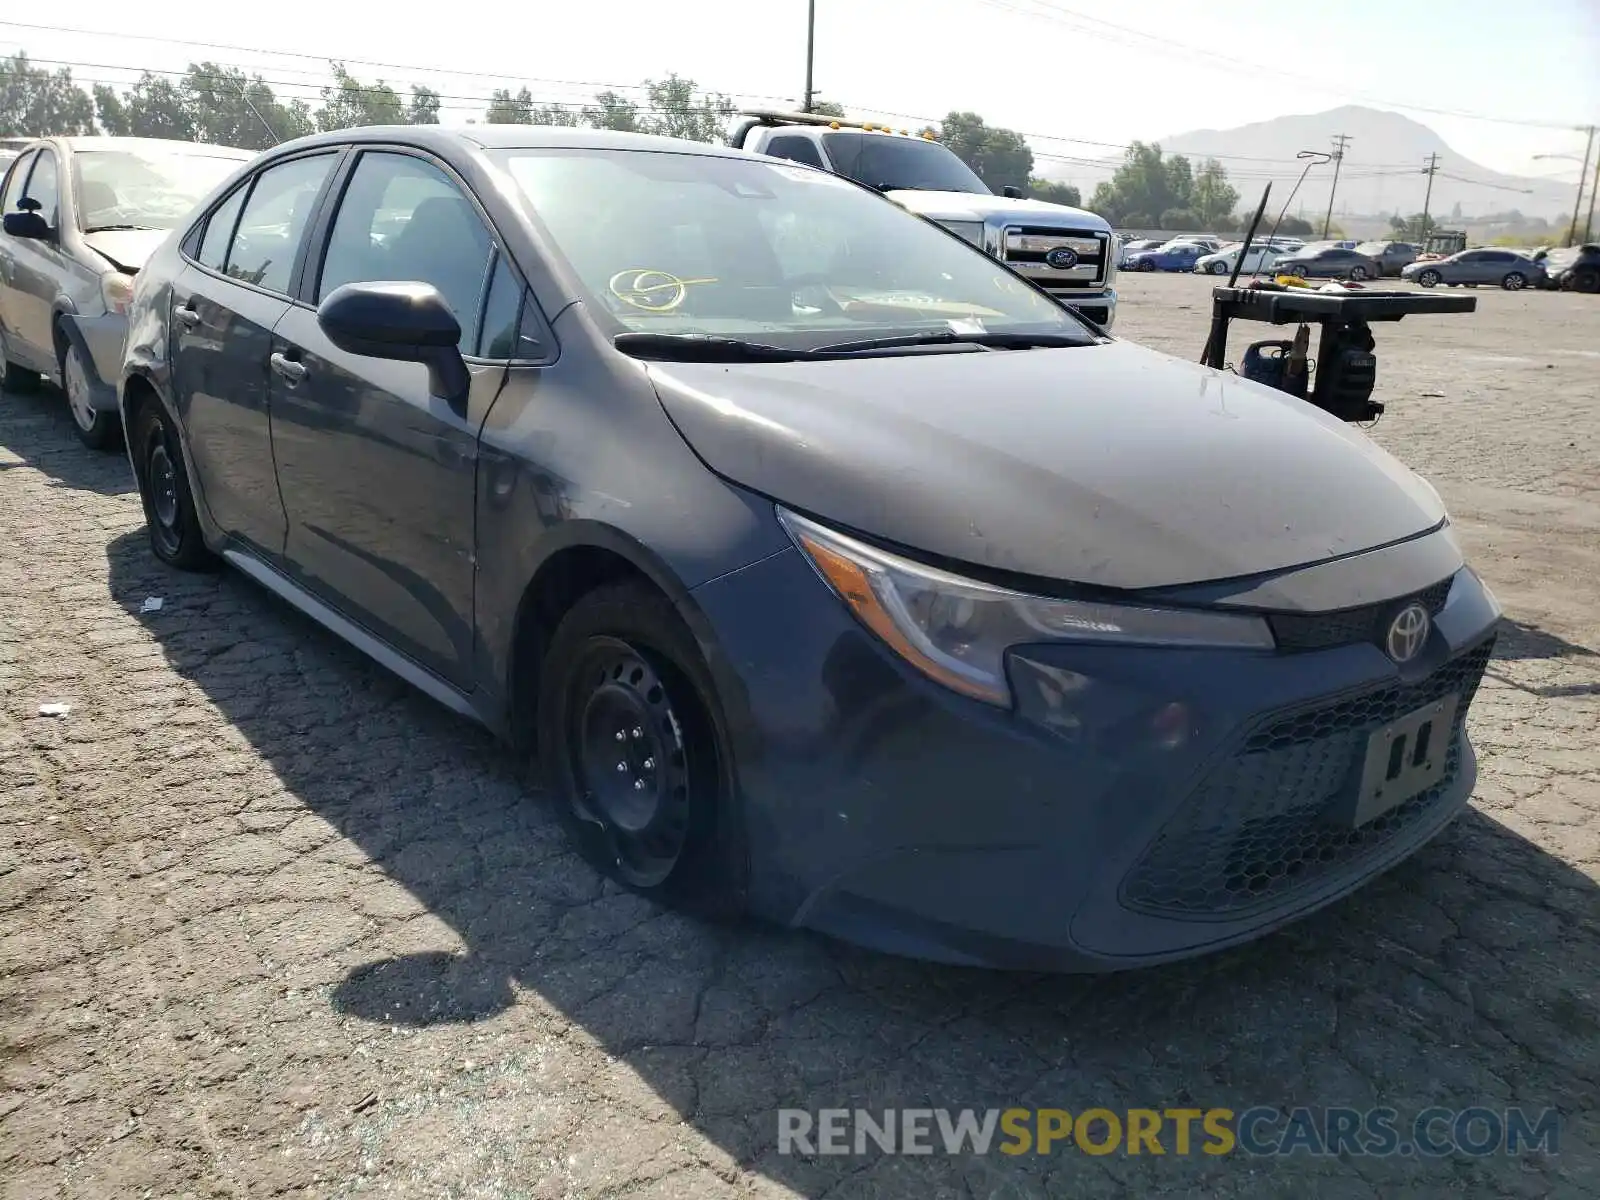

{"left": 1341, "top": 693, "right": 1460, "bottom": 828}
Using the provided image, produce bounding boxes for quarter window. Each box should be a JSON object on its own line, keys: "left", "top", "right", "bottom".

{"left": 317, "top": 151, "right": 492, "bottom": 351}
{"left": 198, "top": 186, "right": 248, "bottom": 274}
{"left": 225, "top": 154, "right": 337, "bottom": 295}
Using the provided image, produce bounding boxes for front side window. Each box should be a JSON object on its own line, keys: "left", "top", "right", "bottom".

{"left": 318, "top": 152, "right": 492, "bottom": 351}
{"left": 73, "top": 149, "right": 246, "bottom": 233}
{"left": 2, "top": 150, "right": 35, "bottom": 214}
{"left": 22, "top": 149, "right": 59, "bottom": 225}
{"left": 225, "top": 154, "right": 337, "bottom": 295}
{"left": 495, "top": 147, "right": 1090, "bottom": 347}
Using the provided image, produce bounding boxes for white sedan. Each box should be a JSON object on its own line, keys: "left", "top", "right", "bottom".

{"left": 1194, "top": 243, "right": 1286, "bottom": 276}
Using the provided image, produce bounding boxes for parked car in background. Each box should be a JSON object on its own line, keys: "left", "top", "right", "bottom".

{"left": 1122, "top": 239, "right": 1209, "bottom": 271}
{"left": 1185, "top": 235, "right": 1227, "bottom": 252}
{"left": 1355, "top": 240, "right": 1420, "bottom": 277}
{"left": 1120, "top": 237, "right": 1165, "bottom": 253}
{"left": 1536, "top": 243, "right": 1599, "bottom": 293}
{"left": 1194, "top": 242, "right": 1286, "bottom": 275}
{"left": 1273, "top": 245, "right": 1383, "bottom": 280}
{"left": 118, "top": 124, "right": 1503, "bottom": 971}
{"left": 0, "top": 136, "right": 254, "bottom": 447}
{"left": 1401, "top": 248, "right": 1543, "bottom": 291}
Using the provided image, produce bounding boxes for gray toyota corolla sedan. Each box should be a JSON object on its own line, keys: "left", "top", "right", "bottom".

{"left": 119, "top": 126, "right": 1502, "bottom": 971}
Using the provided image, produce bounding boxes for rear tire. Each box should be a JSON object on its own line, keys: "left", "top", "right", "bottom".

{"left": 1349, "top": 265, "right": 1369, "bottom": 281}
{"left": 133, "top": 399, "right": 215, "bottom": 570}
{"left": 1501, "top": 272, "right": 1526, "bottom": 291}
{"left": 61, "top": 340, "right": 121, "bottom": 451}
{"left": 536, "top": 581, "right": 746, "bottom": 916}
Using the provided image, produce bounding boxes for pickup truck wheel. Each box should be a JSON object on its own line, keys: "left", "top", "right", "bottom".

{"left": 537, "top": 582, "right": 746, "bottom": 916}
{"left": 0, "top": 330, "right": 42, "bottom": 393}
{"left": 61, "top": 340, "right": 121, "bottom": 451}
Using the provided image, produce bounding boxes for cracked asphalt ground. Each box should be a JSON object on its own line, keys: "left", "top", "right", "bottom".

{"left": 3, "top": 273, "right": 1598, "bottom": 1199}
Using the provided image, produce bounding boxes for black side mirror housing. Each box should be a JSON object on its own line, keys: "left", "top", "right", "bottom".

{"left": 316, "top": 280, "right": 470, "bottom": 404}
{"left": 1001, "top": 184, "right": 1023, "bottom": 199}
{"left": 3, "top": 210, "right": 52, "bottom": 240}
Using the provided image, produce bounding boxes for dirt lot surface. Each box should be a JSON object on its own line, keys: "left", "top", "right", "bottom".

{"left": 2, "top": 274, "right": 1597, "bottom": 1198}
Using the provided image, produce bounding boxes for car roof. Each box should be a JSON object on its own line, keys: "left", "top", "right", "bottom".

{"left": 34, "top": 136, "right": 256, "bottom": 158}
{"left": 264, "top": 123, "right": 757, "bottom": 161}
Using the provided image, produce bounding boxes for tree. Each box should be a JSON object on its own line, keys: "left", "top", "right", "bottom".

{"left": 0, "top": 52, "right": 95, "bottom": 137}
{"left": 1089, "top": 141, "right": 1239, "bottom": 228}
{"left": 1159, "top": 207, "right": 1199, "bottom": 230}
{"left": 638, "top": 74, "right": 732, "bottom": 143}
{"left": 529, "top": 103, "right": 580, "bottom": 127}
{"left": 1028, "top": 178, "right": 1081, "bottom": 207}
{"left": 810, "top": 100, "right": 846, "bottom": 118}
{"left": 587, "top": 90, "right": 641, "bottom": 132}
{"left": 182, "top": 62, "right": 312, "bottom": 149}
{"left": 1190, "top": 158, "right": 1239, "bottom": 228}
{"left": 316, "top": 63, "right": 404, "bottom": 131}
{"left": 95, "top": 73, "right": 194, "bottom": 141}
{"left": 407, "top": 86, "right": 441, "bottom": 126}
{"left": 939, "top": 111, "right": 1033, "bottom": 193}
{"left": 486, "top": 87, "right": 534, "bottom": 124}
{"left": 1277, "top": 214, "right": 1314, "bottom": 237}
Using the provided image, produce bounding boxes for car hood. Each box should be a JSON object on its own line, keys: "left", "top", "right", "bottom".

{"left": 647, "top": 340, "right": 1446, "bottom": 590}
{"left": 885, "top": 189, "right": 1110, "bottom": 230}
{"left": 80, "top": 228, "right": 169, "bottom": 272}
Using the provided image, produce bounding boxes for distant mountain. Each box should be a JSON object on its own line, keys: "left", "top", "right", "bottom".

{"left": 1039, "top": 105, "right": 1574, "bottom": 223}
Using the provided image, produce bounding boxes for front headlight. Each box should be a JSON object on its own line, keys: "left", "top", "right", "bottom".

{"left": 936, "top": 220, "right": 986, "bottom": 250}
{"left": 779, "top": 509, "right": 1276, "bottom": 707}
{"left": 101, "top": 272, "right": 135, "bottom": 316}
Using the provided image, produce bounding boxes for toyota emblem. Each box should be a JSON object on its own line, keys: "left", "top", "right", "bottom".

{"left": 1385, "top": 602, "right": 1431, "bottom": 664}
{"left": 1044, "top": 246, "right": 1079, "bottom": 270}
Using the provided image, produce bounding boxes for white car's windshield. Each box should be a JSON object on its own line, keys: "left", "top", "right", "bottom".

{"left": 495, "top": 148, "right": 1094, "bottom": 346}
{"left": 74, "top": 149, "right": 247, "bottom": 232}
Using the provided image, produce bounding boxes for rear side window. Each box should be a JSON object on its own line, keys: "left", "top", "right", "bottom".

{"left": 225, "top": 154, "right": 337, "bottom": 295}
{"left": 198, "top": 186, "right": 248, "bottom": 273}
{"left": 2, "top": 150, "right": 35, "bottom": 214}
{"left": 766, "top": 136, "right": 825, "bottom": 169}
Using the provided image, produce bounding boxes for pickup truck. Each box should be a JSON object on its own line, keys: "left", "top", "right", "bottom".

{"left": 730, "top": 111, "right": 1118, "bottom": 328}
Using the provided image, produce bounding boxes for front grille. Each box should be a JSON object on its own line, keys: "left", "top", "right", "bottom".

{"left": 1268, "top": 576, "right": 1454, "bottom": 653}
{"left": 1120, "top": 637, "right": 1494, "bottom": 919}
{"left": 1003, "top": 225, "right": 1109, "bottom": 286}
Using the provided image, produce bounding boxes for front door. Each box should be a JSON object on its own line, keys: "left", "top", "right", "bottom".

{"left": 269, "top": 149, "right": 498, "bottom": 690}
{"left": 168, "top": 151, "right": 340, "bottom": 554}
{"left": 3, "top": 148, "right": 66, "bottom": 369}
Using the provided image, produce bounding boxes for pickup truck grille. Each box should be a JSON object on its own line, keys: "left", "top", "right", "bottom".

{"left": 1002, "top": 226, "right": 1111, "bottom": 289}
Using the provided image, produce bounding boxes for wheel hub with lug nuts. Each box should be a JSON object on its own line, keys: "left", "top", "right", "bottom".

{"left": 572, "top": 642, "right": 691, "bottom": 886}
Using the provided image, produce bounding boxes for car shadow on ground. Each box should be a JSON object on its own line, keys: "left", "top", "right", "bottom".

{"left": 0, "top": 382, "right": 134, "bottom": 496}
{"left": 1487, "top": 618, "right": 1599, "bottom": 698}
{"left": 104, "top": 528, "right": 1599, "bottom": 1194}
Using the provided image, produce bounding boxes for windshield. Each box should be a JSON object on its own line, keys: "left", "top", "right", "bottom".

{"left": 72, "top": 149, "right": 247, "bottom": 232}
{"left": 819, "top": 132, "right": 990, "bottom": 195}
{"left": 494, "top": 148, "right": 1092, "bottom": 347}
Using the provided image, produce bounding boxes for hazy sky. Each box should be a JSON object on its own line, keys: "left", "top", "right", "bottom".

{"left": 5, "top": 0, "right": 1597, "bottom": 186}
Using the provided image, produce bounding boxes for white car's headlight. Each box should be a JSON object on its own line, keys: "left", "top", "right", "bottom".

{"left": 101, "top": 271, "right": 135, "bottom": 316}
{"left": 779, "top": 509, "right": 1276, "bottom": 707}
{"left": 936, "top": 220, "right": 986, "bottom": 249}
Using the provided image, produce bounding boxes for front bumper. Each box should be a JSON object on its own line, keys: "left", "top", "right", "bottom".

{"left": 58, "top": 312, "right": 128, "bottom": 413}
{"left": 1025, "top": 284, "right": 1116, "bottom": 329}
{"left": 691, "top": 550, "right": 1501, "bottom": 970}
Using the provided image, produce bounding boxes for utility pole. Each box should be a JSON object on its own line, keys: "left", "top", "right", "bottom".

{"left": 1584, "top": 151, "right": 1597, "bottom": 243}
{"left": 1321, "top": 133, "right": 1350, "bottom": 238}
{"left": 803, "top": 0, "right": 816, "bottom": 112}
{"left": 1419, "top": 152, "right": 1441, "bottom": 240}
{"left": 1566, "top": 125, "right": 1596, "bottom": 246}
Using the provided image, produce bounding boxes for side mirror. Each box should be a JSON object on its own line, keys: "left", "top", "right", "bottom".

{"left": 1001, "top": 184, "right": 1023, "bottom": 199}
{"left": 316, "top": 280, "right": 470, "bottom": 404}
{"left": 3, "top": 210, "right": 52, "bottom": 240}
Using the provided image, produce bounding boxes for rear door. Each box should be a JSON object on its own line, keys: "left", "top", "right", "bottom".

{"left": 168, "top": 150, "right": 341, "bottom": 556}
{"left": 268, "top": 147, "right": 500, "bottom": 688}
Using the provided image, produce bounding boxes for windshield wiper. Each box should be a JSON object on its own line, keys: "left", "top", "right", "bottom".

{"left": 613, "top": 333, "right": 813, "bottom": 362}
{"left": 812, "top": 329, "right": 1091, "bottom": 354}
{"left": 83, "top": 224, "right": 160, "bottom": 233}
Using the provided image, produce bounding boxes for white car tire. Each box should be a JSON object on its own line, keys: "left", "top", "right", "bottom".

{"left": 62, "top": 339, "right": 121, "bottom": 452}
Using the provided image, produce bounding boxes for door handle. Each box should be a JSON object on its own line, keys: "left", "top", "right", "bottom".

{"left": 269, "top": 351, "right": 306, "bottom": 383}
{"left": 174, "top": 304, "right": 200, "bottom": 329}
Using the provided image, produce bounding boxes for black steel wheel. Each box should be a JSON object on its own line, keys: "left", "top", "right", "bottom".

{"left": 134, "top": 401, "right": 215, "bottom": 569}
{"left": 537, "top": 582, "right": 745, "bottom": 913}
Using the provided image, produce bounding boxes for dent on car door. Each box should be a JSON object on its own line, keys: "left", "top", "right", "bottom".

{"left": 269, "top": 149, "right": 497, "bottom": 690}
{"left": 168, "top": 152, "right": 340, "bottom": 557}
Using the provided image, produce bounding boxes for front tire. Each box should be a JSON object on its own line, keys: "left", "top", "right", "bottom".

{"left": 1418, "top": 269, "right": 1440, "bottom": 288}
{"left": 133, "top": 400, "right": 215, "bottom": 570}
{"left": 61, "top": 340, "right": 121, "bottom": 451}
{"left": 536, "top": 582, "right": 745, "bottom": 915}
{"left": 1349, "top": 265, "right": 1369, "bottom": 281}
{"left": 1210, "top": 260, "right": 1229, "bottom": 275}
{"left": 1138, "top": 260, "right": 1155, "bottom": 272}
{"left": 1501, "top": 272, "right": 1526, "bottom": 291}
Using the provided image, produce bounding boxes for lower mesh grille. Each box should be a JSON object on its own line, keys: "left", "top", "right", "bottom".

{"left": 1120, "top": 637, "right": 1494, "bottom": 918}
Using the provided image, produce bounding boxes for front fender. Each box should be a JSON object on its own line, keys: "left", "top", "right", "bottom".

{"left": 56, "top": 312, "right": 126, "bottom": 413}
